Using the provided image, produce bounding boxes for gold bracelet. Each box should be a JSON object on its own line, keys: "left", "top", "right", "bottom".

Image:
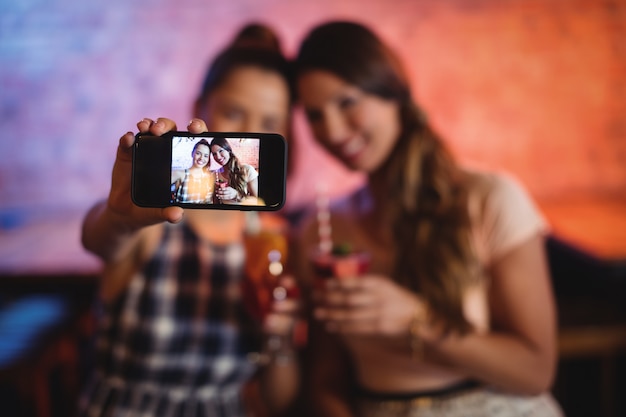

{"left": 408, "top": 309, "right": 425, "bottom": 361}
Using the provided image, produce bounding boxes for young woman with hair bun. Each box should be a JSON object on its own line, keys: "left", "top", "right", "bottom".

{"left": 80, "top": 23, "right": 300, "bottom": 417}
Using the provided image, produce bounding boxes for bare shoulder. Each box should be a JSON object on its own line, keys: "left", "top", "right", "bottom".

{"left": 462, "top": 169, "right": 512, "bottom": 201}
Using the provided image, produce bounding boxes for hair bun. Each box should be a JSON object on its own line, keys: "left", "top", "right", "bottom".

{"left": 231, "top": 23, "right": 282, "bottom": 53}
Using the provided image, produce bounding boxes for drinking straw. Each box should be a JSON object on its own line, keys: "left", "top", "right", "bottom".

{"left": 315, "top": 184, "right": 332, "bottom": 254}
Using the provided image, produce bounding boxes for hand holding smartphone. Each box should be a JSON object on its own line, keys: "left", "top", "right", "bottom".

{"left": 132, "top": 131, "right": 287, "bottom": 211}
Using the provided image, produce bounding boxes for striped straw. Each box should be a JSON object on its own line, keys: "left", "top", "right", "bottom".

{"left": 316, "top": 184, "right": 332, "bottom": 254}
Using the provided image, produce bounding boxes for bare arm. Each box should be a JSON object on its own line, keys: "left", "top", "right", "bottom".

{"left": 242, "top": 275, "right": 302, "bottom": 415}
{"left": 256, "top": 353, "right": 300, "bottom": 414}
{"left": 307, "top": 322, "right": 356, "bottom": 417}
{"left": 315, "top": 234, "right": 557, "bottom": 395}
{"left": 426, "top": 233, "right": 558, "bottom": 394}
{"left": 81, "top": 119, "right": 184, "bottom": 262}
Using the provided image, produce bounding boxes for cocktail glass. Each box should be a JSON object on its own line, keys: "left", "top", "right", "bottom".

{"left": 215, "top": 178, "right": 228, "bottom": 203}
{"left": 311, "top": 245, "right": 371, "bottom": 283}
{"left": 243, "top": 231, "right": 304, "bottom": 360}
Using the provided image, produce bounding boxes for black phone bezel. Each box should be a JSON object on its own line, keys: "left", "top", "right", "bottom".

{"left": 131, "top": 131, "right": 287, "bottom": 211}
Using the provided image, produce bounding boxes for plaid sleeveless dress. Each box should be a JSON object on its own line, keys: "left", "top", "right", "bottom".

{"left": 79, "top": 222, "right": 261, "bottom": 417}
{"left": 175, "top": 169, "right": 214, "bottom": 203}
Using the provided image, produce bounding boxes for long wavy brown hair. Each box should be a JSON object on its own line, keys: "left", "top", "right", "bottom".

{"left": 296, "top": 21, "right": 481, "bottom": 333}
{"left": 210, "top": 137, "right": 248, "bottom": 198}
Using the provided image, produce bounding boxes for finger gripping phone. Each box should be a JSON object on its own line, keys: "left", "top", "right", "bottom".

{"left": 132, "top": 131, "right": 287, "bottom": 211}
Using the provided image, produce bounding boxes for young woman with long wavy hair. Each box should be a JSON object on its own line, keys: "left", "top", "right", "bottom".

{"left": 292, "top": 21, "right": 562, "bottom": 417}
{"left": 210, "top": 136, "right": 258, "bottom": 204}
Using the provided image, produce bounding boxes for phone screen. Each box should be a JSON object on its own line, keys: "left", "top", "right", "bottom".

{"left": 132, "top": 131, "right": 287, "bottom": 210}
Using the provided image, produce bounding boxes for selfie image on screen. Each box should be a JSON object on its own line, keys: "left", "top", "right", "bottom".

{"left": 170, "top": 135, "right": 262, "bottom": 206}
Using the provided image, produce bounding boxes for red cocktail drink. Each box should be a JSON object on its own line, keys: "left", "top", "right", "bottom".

{"left": 215, "top": 178, "right": 228, "bottom": 203}
{"left": 312, "top": 246, "right": 371, "bottom": 281}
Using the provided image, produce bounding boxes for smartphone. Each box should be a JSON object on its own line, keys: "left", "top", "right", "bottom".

{"left": 132, "top": 131, "right": 287, "bottom": 210}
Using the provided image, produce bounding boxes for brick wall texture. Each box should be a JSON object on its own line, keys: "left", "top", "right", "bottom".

{"left": 1, "top": 0, "right": 625, "bottom": 221}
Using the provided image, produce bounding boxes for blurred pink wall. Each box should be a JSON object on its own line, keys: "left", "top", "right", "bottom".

{"left": 1, "top": 0, "right": 624, "bottom": 226}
